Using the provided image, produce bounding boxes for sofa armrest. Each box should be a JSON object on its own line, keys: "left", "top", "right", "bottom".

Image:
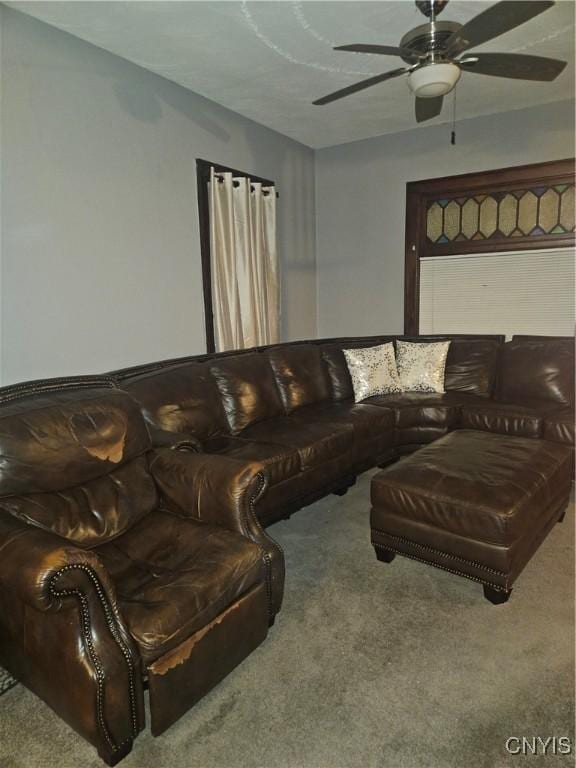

{"left": 0, "top": 513, "right": 119, "bottom": 613}
{"left": 149, "top": 449, "right": 285, "bottom": 618}
{"left": 0, "top": 513, "right": 145, "bottom": 763}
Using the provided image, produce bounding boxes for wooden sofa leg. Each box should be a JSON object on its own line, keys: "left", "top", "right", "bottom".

{"left": 483, "top": 585, "right": 512, "bottom": 605}
{"left": 557, "top": 507, "right": 567, "bottom": 524}
{"left": 374, "top": 546, "right": 396, "bottom": 564}
{"left": 333, "top": 477, "right": 356, "bottom": 497}
{"left": 98, "top": 741, "right": 133, "bottom": 766}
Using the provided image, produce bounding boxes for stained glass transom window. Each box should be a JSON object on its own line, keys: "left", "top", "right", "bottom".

{"left": 426, "top": 184, "right": 575, "bottom": 245}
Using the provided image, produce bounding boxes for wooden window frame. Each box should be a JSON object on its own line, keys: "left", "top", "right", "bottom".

{"left": 196, "top": 159, "right": 276, "bottom": 352}
{"left": 404, "top": 158, "right": 576, "bottom": 335}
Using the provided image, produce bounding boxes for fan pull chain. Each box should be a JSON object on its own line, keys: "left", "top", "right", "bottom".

{"left": 451, "top": 87, "right": 457, "bottom": 145}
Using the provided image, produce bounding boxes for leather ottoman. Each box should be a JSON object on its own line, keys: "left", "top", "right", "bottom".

{"left": 370, "top": 430, "right": 573, "bottom": 603}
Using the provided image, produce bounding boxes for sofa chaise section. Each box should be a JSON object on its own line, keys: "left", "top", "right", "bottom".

{"left": 459, "top": 336, "right": 574, "bottom": 443}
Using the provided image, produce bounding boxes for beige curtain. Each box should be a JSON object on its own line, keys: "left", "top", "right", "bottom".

{"left": 209, "top": 168, "right": 279, "bottom": 351}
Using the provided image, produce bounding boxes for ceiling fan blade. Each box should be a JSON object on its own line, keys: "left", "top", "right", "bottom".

{"left": 415, "top": 95, "right": 444, "bottom": 123}
{"left": 460, "top": 53, "right": 567, "bottom": 81}
{"left": 445, "top": 1, "right": 555, "bottom": 55}
{"left": 334, "top": 44, "right": 422, "bottom": 61}
{"left": 313, "top": 68, "right": 409, "bottom": 105}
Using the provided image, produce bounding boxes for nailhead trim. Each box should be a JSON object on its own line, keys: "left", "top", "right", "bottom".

{"left": 248, "top": 471, "right": 284, "bottom": 619}
{"left": 49, "top": 564, "right": 139, "bottom": 753}
{"left": 373, "top": 542, "right": 509, "bottom": 592}
{"left": 0, "top": 377, "right": 117, "bottom": 405}
{"left": 112, "top": 356, "right": 200, "bottom": 382}
{"left": 372, "top": 530, "right": 506, "bottom": 577}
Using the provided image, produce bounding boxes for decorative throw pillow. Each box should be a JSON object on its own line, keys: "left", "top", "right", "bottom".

{"left": 395, "top": 340, "right": 451, "bottom": 393}
{"left": 343, "top": 343, "right": 402, "bottom": 402}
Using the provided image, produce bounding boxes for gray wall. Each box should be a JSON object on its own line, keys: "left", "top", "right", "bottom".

{"left": 0, "top": 8, "right": 316, "bottom": 384}
{"left": 315, "top": 100, "right": 575, "bottom": 337}
{"left": 0, "top": 9, "right": 3, "bottom": 382}
{"left": 2, "top": 7, "right": 574, "bottom": 384}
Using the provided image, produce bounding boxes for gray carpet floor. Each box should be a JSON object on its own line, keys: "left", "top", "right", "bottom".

{"left": 1, "top": 471, "right": 574, "bottom": 768}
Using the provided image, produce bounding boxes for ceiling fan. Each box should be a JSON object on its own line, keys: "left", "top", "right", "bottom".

{"left": 313, "top": 0, "right": 567, "bottom": 123}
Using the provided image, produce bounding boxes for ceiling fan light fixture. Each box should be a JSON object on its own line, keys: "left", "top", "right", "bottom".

{"left": 408, "top": 62, "right": 461, "bottom": 98}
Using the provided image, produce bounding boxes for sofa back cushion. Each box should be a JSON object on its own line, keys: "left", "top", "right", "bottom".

{"left": 400, "top": 337, "right": 501, "bottom": 398}
{"left": 320, "top": 344, "right": 352, "bottom": 401}
{"left": 0, "top": 458, "right": 157, "bottom": 548}
{"left": 265, "top": 345, "right": 330, "bottom": 413}
{"left": 210, "top": 353, "right": 284, "bottom": 434}
{"left": 497, "top": 336, "right": 575, "bottom": 406}
{"left": 0, "top": 384, "right": 156, "bottom": 546}
{"left": 123, "top": 361, "right": 228, "bottom": 440}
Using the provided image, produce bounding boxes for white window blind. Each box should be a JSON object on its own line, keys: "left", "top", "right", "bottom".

{"left": 419, "top": 248, "right": 575, "bottom": 339}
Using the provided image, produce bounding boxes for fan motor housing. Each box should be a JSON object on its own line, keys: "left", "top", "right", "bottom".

{"left": 399, "top": 21, "right": 462, "bottom": 64}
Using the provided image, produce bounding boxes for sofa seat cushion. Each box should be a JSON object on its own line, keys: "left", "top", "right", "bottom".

{"left": 241, "top": 417, "right": 353, "bottom": 471}
{"left": 291, "top": 401, "right": 395, "bottom": 441}
{"left": 460, "top": 399, "right": 561, "bottom": 439}
{"left": 543, "top": 410, "right": 575, "bottom": 446}
{"left": 203, "top": 435, "right": 302, "bottom": 487}
{"left": 366, "top": 392, "right": 479, "bottom": 428}
{"left": 365, "top": 392, "right": 484, "bottom": 446}
{"left": 97, "top": 510, "right": 264, "bottom": 663}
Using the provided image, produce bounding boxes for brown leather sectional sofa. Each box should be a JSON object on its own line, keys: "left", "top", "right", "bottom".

{"left": 115, "top": 332, "right": 573, "bottom": 609}
{"left": 115, "top": 333, "right": 574, "bottom": 519}
{"left": 0, "top": 333, "right": 573, "bottom": 764}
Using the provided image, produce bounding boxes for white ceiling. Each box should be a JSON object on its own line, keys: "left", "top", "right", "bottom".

{"left": 8, "top": 0, "right": 576, "bottom": 148}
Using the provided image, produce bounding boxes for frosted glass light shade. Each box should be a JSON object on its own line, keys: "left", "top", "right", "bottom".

{"left": 408, "top": 63, "right": 461, "bottom": 98}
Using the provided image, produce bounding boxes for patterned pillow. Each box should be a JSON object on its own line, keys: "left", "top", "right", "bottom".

{"left": 343, "top": 343, "right": 402, "bottom": 402}
{"left": 396, "top": 340, "right": 451, "bottom": 393}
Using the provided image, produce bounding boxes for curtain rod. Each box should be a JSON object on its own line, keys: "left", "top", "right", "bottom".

{"left": 213, "top": 173, "right": 279, "bottom": 198}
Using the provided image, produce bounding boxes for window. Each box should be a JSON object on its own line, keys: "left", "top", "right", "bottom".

{"left": 404, "top": 159, "right": 575, "bottom": 335}
{"left": 419, "top": 248, "right": 575, "bottom": 339}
